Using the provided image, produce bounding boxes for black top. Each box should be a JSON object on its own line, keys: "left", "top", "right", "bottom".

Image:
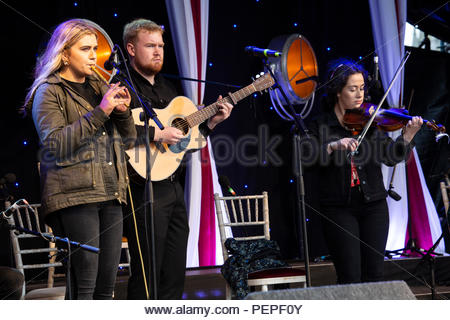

{"left": 306, "top": 111, "right": 414, "bottom": 206}
{"left": 64, "top": 79, "right": 102, "bottom": 108}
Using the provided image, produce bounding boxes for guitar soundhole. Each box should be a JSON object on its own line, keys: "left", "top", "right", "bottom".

{"left": 171, "top": 118, "right": 189, "bottom": 135}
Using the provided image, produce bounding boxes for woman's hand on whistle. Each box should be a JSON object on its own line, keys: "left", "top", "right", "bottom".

{"left": 99, "top": 82, "right": 130, "bottom": 115}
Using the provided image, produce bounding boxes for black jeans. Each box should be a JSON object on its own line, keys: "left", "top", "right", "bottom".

{"left": 124, "top": 179, "right": 189, "bottom": 299}
{"left": 321, "top": 187, "right": 389, "bottom": 284}
{"left": 47, "top": 200, "right": 123, "bottom": 299}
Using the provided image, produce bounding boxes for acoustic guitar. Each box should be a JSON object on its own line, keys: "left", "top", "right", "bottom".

{"left": 126, "top": 73, "right": 275, "bottom": 181}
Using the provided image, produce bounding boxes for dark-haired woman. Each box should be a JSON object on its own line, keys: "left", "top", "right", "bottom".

{"left": 307, "top": 60, "right": 422, "bottom": 284}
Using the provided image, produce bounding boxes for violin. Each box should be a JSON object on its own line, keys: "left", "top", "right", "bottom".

{"left": 343, "top": 102, "right": 446, "bottom": 134}
{"left": 346, "top": 52, "right": 448, "bottom": 158}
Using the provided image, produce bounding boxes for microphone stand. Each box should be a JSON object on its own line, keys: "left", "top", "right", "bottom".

{"left": 110, "top": 59, "right": 163, "bottom": 300}
{"left": 263, "top": 59, "right": 311, "bottom": 287}
{"left": 2, "top": 212, "right": 99, "bottom": 300}
{"left": 5, "top": 224, "right": 99, "bottom": 253}
{"left": 161, "top": 73, "right": 241, "bottom": 89}
{"left": 110, "top": 56, "right": 241, "bottom": 299}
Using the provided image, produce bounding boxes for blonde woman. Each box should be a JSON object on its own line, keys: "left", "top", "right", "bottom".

{"left": 24, "top": 19, "right": 136, "bottom": 299}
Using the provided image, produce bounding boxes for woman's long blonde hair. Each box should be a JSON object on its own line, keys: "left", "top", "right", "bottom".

{"left": 23, "top": 19, "right": 97, "bottom": 112}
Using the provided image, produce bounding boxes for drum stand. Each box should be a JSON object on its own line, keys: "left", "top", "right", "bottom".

{"left": 386, "top": 200, "right": 448, "bottom": 300}
{"left": 263, "top": 59, "right": 311, "bottom": 287}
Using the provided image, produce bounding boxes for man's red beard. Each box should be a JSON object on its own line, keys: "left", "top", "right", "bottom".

{"left": 136, "top": 59, "right": 163, "bottom": 76}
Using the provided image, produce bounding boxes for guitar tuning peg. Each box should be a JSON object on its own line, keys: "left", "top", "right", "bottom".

{"left": 260, "top": 72, "right": 264, "bottom": 76}
{"left": 255, "top": 74, "right": 260, "bottom": 79}
{"left": 251, "top": 77, "right": 255, "bottom": 82}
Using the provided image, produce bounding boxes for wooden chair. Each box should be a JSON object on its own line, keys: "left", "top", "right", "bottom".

{"left": 214, "top": 191, "right": 306, "bottom": 299}
{"left": 6, "top": 204, "right": 65, "bottom": 300}
{"left": 440, "top": 174, "right": 450, "bottom": 214}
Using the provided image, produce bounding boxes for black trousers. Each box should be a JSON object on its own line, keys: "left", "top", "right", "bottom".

{"left": 124, "top": 179, "right": 189, "bottom": 299}
{"left": 47, "top": 200, "right": 123, "bottom": 299}
{"left": 321, "top": 187, "right": 389, "bottom": 284}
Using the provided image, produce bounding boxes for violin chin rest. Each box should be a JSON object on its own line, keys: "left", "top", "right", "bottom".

{"left": 435, "top": 132, "right": 449, "bottom": 143}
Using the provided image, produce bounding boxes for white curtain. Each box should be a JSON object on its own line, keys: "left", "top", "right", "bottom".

{"left": 166, "top": 0, "right": 228, "bottom": 267}
{"left": 369, "top": 0, "right": 444, "bottom": 253}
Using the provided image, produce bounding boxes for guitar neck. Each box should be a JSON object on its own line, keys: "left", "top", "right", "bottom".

{"left": 185, "top": 82, "right": 258, "bottom": 127}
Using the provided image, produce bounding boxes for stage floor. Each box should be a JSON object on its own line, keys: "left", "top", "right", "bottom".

{"left": 111, "top": 255, "right": 450, "bottom": 300}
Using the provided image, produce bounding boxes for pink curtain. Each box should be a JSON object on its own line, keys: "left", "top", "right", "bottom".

{"left": 369, "top": 0, "right": 444, "bottom": 254}
{"left": 166, "top": 0, "right": 225, "bottom": 267}
{"left": 405, "top": 152, "right": 433, "bottom": 254}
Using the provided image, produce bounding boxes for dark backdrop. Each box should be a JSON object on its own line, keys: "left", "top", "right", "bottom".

{"left": 0, "top": 0, "right": 448, "bottom": 266}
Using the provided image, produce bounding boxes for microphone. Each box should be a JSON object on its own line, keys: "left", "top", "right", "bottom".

{"left": 218, "top": 176, "right": 236, "bottom": 196}
{"left": 372, "top": 55, "right": 382, "bottom": 90}
{"left": 1, "top": 199, "right": 24, "bottom": 219}
{"left": 20, "top": 199, "right": 37, "bottom": 214}
{"left": 104, "top": 45, "right": 118, "bottom": 71}
{"left": 245, "top": 46, "right": 282, "bottom": 58}
{"left": 374, "top": 55, "right": 379, "bottom": 82}
{"left": 387, "top": 187, "right": 401, "bottom": 201}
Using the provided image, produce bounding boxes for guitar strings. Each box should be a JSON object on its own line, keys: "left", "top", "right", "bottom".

{"left": 132, "top": 78, "right": 268, "bottom": 132}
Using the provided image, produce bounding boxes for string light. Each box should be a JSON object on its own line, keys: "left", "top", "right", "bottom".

{"left": 23, "top": 140, "right": 28, "bottom": 145}
{"left": 233, "top": 24, "right": 237, "bottom": 28}
{"left": 208, "top": 62, "right": 213, "bottom": 67}
{"left": 244, "top": 184, "right": 248, "bottom": 189}
{"left": 327, "top": 47, "right": 331, "bottom": 51}
{"left": 211, "top": 289, "right": 222, "bottom": 297}
{"left": 290, "top": 179, "right": 294, "bottom": 183}
{"left": 73, "top": 2, "right": 78, "bottom": 6}
{"left": 113, "top": 13, "right": 118, "bottom": 18}
{"left": 195, "top": 290, "right": 207, "bottom": 298}
{"left": 293, "top": 22, "right": 298, "bottom": 27}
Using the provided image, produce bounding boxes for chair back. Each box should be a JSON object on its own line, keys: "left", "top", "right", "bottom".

{"left": 214, "top": 191, "right": 270, "bottom": 261}
{"left": 6, "top": 204, "right": 63, "bottom": 298}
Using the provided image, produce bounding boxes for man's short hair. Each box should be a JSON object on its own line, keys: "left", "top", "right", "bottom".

{"left": 123, "top": 18, "right": 164, "bottom": 48}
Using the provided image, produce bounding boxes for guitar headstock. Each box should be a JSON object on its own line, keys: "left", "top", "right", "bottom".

{"left": 253, "top": 72, "right": 275, "bottom": 92}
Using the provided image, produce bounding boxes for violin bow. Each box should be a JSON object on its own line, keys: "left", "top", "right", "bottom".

{"left": 386, "top": 88, "right": 415, "bottom": 201}
{"left": 349, "top": 51, "right": 411, "bottom": 158}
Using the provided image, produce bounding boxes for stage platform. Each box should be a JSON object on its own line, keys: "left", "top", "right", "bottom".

{"left": 25, "top": 255, "right": 450, "bottom": 299}
{"left": 110, "top": 255, "right": 450, "bottom": 300}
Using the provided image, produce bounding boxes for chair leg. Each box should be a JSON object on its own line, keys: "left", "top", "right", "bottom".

{"left": 225, "top": 283, "right": 232, "bottom": 299}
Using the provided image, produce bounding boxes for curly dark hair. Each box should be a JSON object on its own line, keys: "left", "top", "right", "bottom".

{"left": 322, "top": 59, "right": 368, "bottom": 112}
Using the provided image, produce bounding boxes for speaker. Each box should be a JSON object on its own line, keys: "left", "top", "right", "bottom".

{"left": 244, "top": 280, "right": 416, "bottom": 300}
